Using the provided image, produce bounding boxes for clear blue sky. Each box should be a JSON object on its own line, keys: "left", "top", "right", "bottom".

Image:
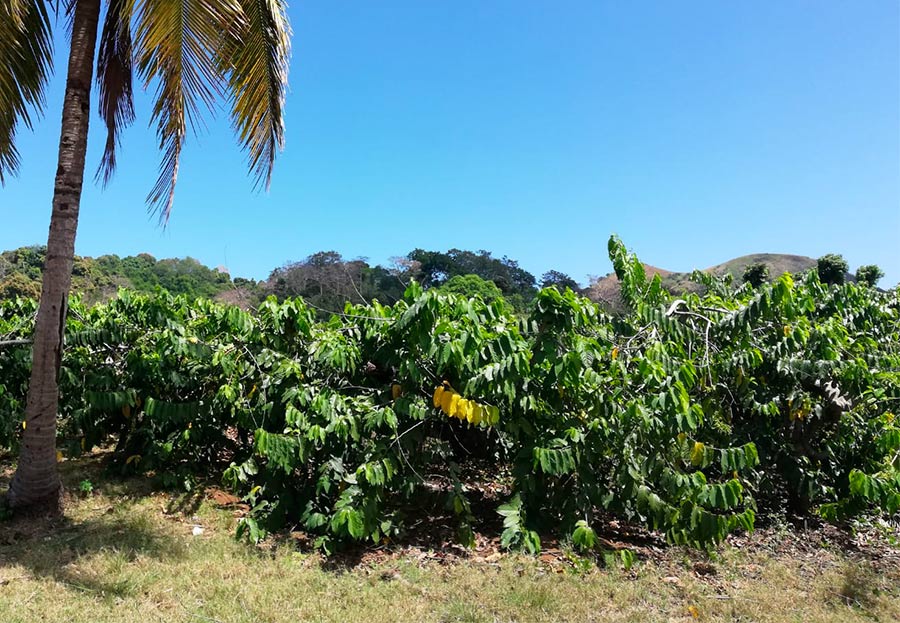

{"left": 2, "top": 1, "right": 899, "bottom": 286}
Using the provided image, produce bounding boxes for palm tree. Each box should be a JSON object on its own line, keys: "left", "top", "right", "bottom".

{"left": 0, "top": 0, "right": 290, "bottom": 513}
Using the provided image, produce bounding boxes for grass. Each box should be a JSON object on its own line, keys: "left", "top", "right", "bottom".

{"left": 1, "top": 457, "right": 898, "bottom": 623}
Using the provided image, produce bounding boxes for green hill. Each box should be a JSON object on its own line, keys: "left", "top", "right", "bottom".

{"left": 0, "top": 246, "right": 247, "bottom": 303}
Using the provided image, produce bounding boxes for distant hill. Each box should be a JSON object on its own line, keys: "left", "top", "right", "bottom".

{"left": 705, "top": 253, "right": 817, "bottom": 281}
{"left": 584, "top": 253, "right": 821, "bottom": 309}
{"left": 0, "top": 246, "right": 258, "bottom": 304}
{"left": 583, "top": 263, "right": 673, "bottom": 308}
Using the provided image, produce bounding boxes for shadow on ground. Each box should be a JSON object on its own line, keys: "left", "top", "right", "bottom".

{"left": 0, "top": 507, "right": 185, "bottom": 598}
{"left": 0, "top": 453, "right": 186, "bottom": 598}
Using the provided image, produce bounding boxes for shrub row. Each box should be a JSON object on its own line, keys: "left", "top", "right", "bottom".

{"left": 1, "top": 237, "right": 897, "bottom": 551}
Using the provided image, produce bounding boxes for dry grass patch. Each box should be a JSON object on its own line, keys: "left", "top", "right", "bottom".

{"left": 0, "top": 459, "right": 898, "bottom": 623}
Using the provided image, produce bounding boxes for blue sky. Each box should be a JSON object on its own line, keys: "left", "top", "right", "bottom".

{"left": 2, "top": 1, "right": 898, "bottom": 286}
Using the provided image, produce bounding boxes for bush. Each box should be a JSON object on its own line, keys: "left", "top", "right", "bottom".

{"left": 742, "top": 263, "right": 769, "bottom": 288}
{"left": 439, "top": 274, "right": 504, "bottom": 305}
{"left": 817, "top": 254, "right": 849, "bottom": 285}
{"left": 855, "top": 265, "right": 884, "bottom": 288}
{"left": 1, "top": 238, "right": 898, "bottom": 553}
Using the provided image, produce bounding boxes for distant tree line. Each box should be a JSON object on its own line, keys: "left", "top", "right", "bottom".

{"left": 0, "top": 247, "right": 236, "bottom": 303}
{"left": 268, "top": 248, "right": 582, "bottom": 316}
{"left": 1, "top": 245, "right": 888, "bottom": 314}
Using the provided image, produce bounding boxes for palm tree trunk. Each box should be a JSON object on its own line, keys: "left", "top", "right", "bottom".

{"left": 7, "top": 0, "right": 102, "bottom": 513}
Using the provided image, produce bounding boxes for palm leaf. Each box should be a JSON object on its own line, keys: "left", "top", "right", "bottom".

{"left": 130, "top": 0, "right": 243, "bottom": 223}
{"left": 0, "top": 0, "right": 54, "bottom": 184}
{"left": 95, "top": 0, "right": 136, "bottom": 186}
{"left": 224, "top": 0, "right": 290, "bottom": 191}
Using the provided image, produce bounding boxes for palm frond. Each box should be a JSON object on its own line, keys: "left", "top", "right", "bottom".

{"left": 225, "top": 0, "right": 290, "bottom": 191}
{"left": 95, "top": 0, "right": 136, "bottom": 186}
{"left": 131, "top": 0, "right": 243, "bottom": 223}
{"left": 0, "top": 0, "right": 54, "bottom": 184}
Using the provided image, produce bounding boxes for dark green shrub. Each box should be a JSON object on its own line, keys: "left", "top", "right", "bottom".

{"left": 817, "top": 254, "right": 849, "bottom": 285}
{"left": 742, "top": 262, "right": 769, "bottom": 287}
{"left": 855, "top": 265, "right": 884, "bottom": 288}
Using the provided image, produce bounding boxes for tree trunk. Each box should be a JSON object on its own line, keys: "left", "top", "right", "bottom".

{"left": 7, "top": 0, "right": 102, "bottom": 513}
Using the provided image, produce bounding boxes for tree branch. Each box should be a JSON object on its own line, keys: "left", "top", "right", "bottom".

{"left": 0, "top": 339, "right": 32, "bottom": 348}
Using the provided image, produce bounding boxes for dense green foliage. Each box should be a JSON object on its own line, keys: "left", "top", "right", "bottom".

{"left": 407, "top": 248, "right": 538, "bottom": 308}
{"left": 742, "top": 262, "right": 769, "bottom": 288}
{"left": 438, "top": 274, "right": 504, "bottom": 304}
{"left": 540, "top": 270, "right": 580, "bottom": 292}
{"left": 267, "top": 248, "right": 549, "bottom": 314}
{"left": 817, "top": 254, "right": 849, "bottom": 286}
{"left": 856, "top": 265, "right": 885, "bottom": 288}
{"left": 93, "top": 253, "right": 234, "bottom": 299}
{"left": 0, "top": 246, "right": 240, "bottom": 303}
{"left": 1, "top": 237, "right": 898, "bottom": 552}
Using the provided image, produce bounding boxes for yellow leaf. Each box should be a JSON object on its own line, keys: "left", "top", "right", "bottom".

{"left": 433, "top": 385, "right": 445, "bottom": 408}
{"left": 687, "top": 604, "right": 700, "bottom": 619}
{"left": 122, "top": 404, "right": 131, "bottom": 418}
{"left": 611, "top": 347, "right": 619, "bottom": 360}
{"left": 56, "top": 451, "right": 63, "bottom": 462}
{"left": 391, "top": 384, "right": 402, "bottom": 400}
{"left": 125, "top": 454, "right": 142, "bottom": 466}
{"left": 448, "top": 394, "right": 461, "bottom": 418}
{"left": 441, "top": 389, "right": 454, "bottom": 415}
{"left": 470, "top": 404, "right": 484, "bottom": 425}
{"left": 21, "top": 420, "right": 26, "bottom": 430}
{"left": 463, "top": 400, "right": 474, "bottom": 421}
{"left": 677, "top": 432, "right": 687, "bottom": 443}
{"left": 690, "top": 442, "right": 705, "bottom": 467}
